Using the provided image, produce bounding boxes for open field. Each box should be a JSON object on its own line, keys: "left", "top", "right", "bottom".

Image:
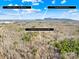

{"left": 0, "top": 19, "right": 79, "bottom": 59}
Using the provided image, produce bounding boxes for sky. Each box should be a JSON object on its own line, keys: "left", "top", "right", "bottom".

{"left": 0, "top": 0, "right": 79, "bottom": 20}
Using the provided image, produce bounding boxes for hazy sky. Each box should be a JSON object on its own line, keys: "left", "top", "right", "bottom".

{"left": 0, "top": 0, "right": 79, "bottom": 20}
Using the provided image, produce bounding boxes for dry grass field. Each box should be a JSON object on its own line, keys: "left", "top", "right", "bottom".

{"left": 0, "top": 19, "right": 79, "bottom": 59}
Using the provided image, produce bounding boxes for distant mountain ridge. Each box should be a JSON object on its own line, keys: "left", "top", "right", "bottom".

{"left": 0, "top": 18, "right": 78, "bottom": 22}
{"left": 44, "top": 18, "right": 74, "bottom": 21}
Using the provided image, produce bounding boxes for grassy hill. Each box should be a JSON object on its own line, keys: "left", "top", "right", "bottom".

{"left": 0, "top": 19, "right": 79, "bottom": 59}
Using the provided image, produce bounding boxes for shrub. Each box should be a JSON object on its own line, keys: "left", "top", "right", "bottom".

{"left": 53, "top": 39, "right": 79, "bottom": 55}
{"left": 22, "top": 32, "right": 38, "bottom": 42}
{"left": 13, "top": 41, "right": 18, "bottom": 48}
{"left": 16, "top": 28, "right": 23, "bottom": 32}
{"left": 76, "top": 29, "right": 79, "bottom": 32}
{"left": 0, "top": 35, "right": 1, "bottom": 38}
{"left": 31, "top": 47, "right": 37, "bottom": 55}
{"left": 22, "top": 32, "right": 31, "bottom": 42}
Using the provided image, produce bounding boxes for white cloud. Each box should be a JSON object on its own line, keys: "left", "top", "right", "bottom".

{"left": 8, "top": 4, "right": 13, "bottom": 6}
{"left": 62, "top": 9, "right": 79, "bottom": 20}
{"left": 22, "top": 0, "right": 43, "bottom": 6}
{"left": 63, "top": 9, "right": 78, "bottom": 15}
{"left": 52, "top": 0, "right": 55, "bottom": 4}
{"left": 22, "top": 0, "right": 42, "bottom": 3}
{"left": 32, "top": 2, "right": 39, "bottom": 5}
{"left": 68, "top": 9, "right": 79, "bottom": 16}
{"left": 0, "top": 8, "right": 42, "bottom": 19}
{"left": 68, "top": 9, "right": 78, "bottom": 13}
{"left": 13, "top": 4, "right": 20, "bottom": 11}
{"left": 8, "top": 4, "right": 20, "bottom": 11}
{"left": 2, "top": 6, "right": 41, "bottom": 16}
{"left": 61, "top": 0, "right": 66, "bottom": 4}
{"left": 44, "top": 7, "right": 47, "bottom": 10}
{"left": 8, "top": 3, "right": 41, "bottom": 13}
{"left": 63, "top": 9, "right": 78, "bottom": 16}
{"left": 22, "top": 0, "right": 32, "bottom": 2}
{"left": 22, "top": 9, "right": 41, "bottom": 13}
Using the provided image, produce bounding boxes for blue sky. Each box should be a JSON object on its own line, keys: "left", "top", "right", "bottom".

{"left": 0, "top": 0, "right": 79, "bottom": 20}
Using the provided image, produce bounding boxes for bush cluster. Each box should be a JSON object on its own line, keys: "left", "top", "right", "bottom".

{"left": 53, "top": 39, "right": 79, "bottom": 55}
{"left": 22, "top": 32, "right": 31, "bottom": 42}
{"left": 22, "top": 32, "right": 38, "bottom": 42}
